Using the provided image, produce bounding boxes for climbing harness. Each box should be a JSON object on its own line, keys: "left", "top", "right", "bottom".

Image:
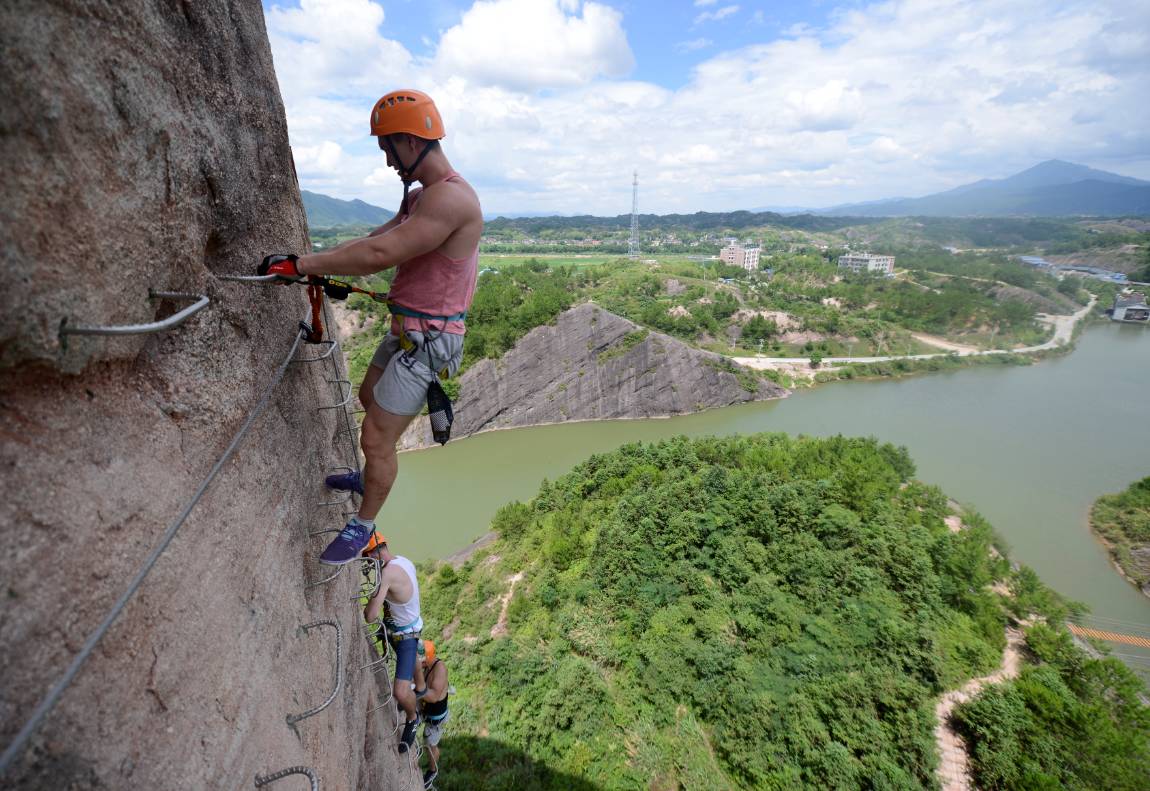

{"left": 287, "top": 280, "right": 462, "bottom": 446}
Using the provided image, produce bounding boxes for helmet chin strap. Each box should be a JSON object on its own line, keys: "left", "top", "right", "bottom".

{"left": 383, "top": 136, "right": 438, "bottom": 215}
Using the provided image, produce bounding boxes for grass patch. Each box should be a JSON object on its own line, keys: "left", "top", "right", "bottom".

{"left": 597, "top": 329, "right": 649, "bottom": 364}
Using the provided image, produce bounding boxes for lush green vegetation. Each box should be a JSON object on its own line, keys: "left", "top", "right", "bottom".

{"left": 334, "top": 247, "right": 1079, "bottom": 409}
{"left": 420, "top": 434, "right": 1039, "bottom": 789}
{"left": 954, "top": 623, "right": 1150, "bottom": 790}
{"left": 1089, "top": 476, "right": 1150, "bottom": 591}
{"left": 322, "top": 212, "right": 1130, "bottom": 397}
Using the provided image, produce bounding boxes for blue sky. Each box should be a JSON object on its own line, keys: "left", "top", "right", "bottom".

{"left": 262, "top": 0, "right": 1150, "bottom": 215}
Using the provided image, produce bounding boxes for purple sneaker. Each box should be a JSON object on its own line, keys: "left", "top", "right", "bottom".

{"left": 325, "top": 469, "right": 364, "bottom": 496}
{"left": 319, "top": 520, "right": 373, "bottom": 565}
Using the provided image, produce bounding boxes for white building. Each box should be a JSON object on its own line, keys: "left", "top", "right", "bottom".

{"left": 838, "top": 251, "right": 895, "bottom": 277}
{"left": 720, "top": 244, "right": 762, "bottom": 271}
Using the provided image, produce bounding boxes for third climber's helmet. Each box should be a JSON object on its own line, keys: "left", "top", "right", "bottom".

{"left": 361, "top": 531, "right": 387, "bottom": 557}
{"left": 370, "top": 90, "right": 445, "bottom": 140}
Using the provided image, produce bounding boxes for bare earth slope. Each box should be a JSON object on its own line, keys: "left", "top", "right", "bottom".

{"left": 401, "top": 302, "right": 789, "bottom": 449}
{"left": 1, "top": 3, "right": 411, "bottom": 789}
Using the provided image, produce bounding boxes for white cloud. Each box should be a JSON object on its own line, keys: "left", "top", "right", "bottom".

{"left": 694, "top": 0, "right": 719, "bottom": 6}
{"left": 785, "top": 80, "right": 864, "bottom": 132}
{"left": 294, "top": 140, "right": 345, "bottom": 175}
{"left": 694, "top": 4, "right": 739, "bottom": 25}
{"left": 433, "top": 0, "right": 634, "bottom": 90}
{"left": 675, "top": 37, "right": 713, "bottom": 53}
{"left": 266, "top": 0, "right": 1150, "bottom": 214}
{"left": 265, "top": 0, "right": 415, "bottom": 106}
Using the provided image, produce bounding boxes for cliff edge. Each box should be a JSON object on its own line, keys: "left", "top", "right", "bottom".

{"left": 1, "top": 3, "right": 412, "bottom": 788}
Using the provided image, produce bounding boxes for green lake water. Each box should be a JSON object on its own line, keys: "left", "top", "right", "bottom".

{"left": 380, "top": 322, "right": 1150, "bottom": 645}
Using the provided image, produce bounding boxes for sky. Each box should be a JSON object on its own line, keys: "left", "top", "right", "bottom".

{"left": 263, "top": 0, "right": 1150, "bottom": 216}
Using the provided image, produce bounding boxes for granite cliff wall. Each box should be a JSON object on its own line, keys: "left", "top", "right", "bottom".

{"left": 400, "top": 302, "right": 789, "bottom": 449}
{"left": 1, "top": 3, "right": 413, "bottom": 788}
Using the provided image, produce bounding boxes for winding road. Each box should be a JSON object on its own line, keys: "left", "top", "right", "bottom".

{"left": 733, "top": 299, "right": 1095, "bottom": 369}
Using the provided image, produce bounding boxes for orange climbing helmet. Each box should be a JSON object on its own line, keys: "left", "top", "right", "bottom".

{"left": 361, "top": 531, "right": 387, "bottom": 557}
{"left": 421, "top": 639, "right": 437, "bottom": 664}
{"left": 370, "top": 90, "right": 445, "bottom": 140}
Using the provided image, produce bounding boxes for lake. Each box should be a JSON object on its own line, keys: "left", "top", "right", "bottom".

{"left": 380, "top": 322, "right": 1150, "bottom": 650}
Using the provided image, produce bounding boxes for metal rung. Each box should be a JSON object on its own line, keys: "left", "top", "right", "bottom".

{"left": 295, "top": 340, "right": 339, "bottom": 363}
{"left": 317, "top": 490, "right": 352, "bottom": 507}
{"left": 60, "top": 291, "right": 209, "bottom": 338}
{"left": 306, "top": 556, "right": 344, "bottom": 589}
{"left": 309, "top": 527, "right": 343, "bottom": 538}
{"left": 318, "top": 379, "right": 353, "bottom": 410}
{"left": 255, "top": 766, "right": 319, "bottom": 790}
{"left": 367, "top": 680, "right": 395, "bottom": 712}
{"left": 286, "top": 620, "right": 343, "bottom": 726}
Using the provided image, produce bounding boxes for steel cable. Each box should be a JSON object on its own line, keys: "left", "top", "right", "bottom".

{"left": 0, "top": 324, "right": 308, "bottom": 775}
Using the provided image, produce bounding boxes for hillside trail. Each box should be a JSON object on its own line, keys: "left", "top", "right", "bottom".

{"left": 934, "top": 627, "right": 1026, "bottom": 791}
{"left": 490, "top": 571, "right": 524, "bottom": 638}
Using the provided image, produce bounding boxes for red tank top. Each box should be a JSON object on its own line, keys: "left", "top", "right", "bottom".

{"left": 388, "top": 171, "right": 479, "bottom": 335}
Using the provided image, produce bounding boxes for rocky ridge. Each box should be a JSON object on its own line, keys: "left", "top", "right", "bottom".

{"left": 400, "top": 302, "right": 788, "bottom": 450}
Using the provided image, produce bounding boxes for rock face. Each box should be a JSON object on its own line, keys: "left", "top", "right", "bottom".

{"left": 400, "top": 302, "right": 788, "bottom": 449}
{"left": 0, "top": 3, "right": 412, "bottom": 789}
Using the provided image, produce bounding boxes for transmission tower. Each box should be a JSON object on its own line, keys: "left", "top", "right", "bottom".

{"left": 628, "top": 170, "right": 639, "bottom": 259}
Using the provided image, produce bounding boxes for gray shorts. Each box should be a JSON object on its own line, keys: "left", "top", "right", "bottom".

{"left": 423, "top": 711, "right": 449, "bottom": 746}
{"left": 369, "top": 330, "right": 464, "bottom": 416}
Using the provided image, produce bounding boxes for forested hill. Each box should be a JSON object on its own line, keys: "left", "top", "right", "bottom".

{"left": 421, "top": 434, "right": 1150, "bottom": 790}
{"left": 301, "top": 189, "right": 389, "bottom": 227}
{"left": 484, "top": 210, "right": 883, "bottom": 234}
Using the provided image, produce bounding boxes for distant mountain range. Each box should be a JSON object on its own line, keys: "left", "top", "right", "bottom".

{"left": 818, "top": 160, "right": 1150, "bottom": 217}
{"left": 300, "top": 190, "right": 390, "bottom": 227}
{"left": 300, "top": 160, "right": 1150, "bottom": 227}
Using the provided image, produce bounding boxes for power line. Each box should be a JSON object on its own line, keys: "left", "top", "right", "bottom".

{"left": 628, "top": 170, "right": 639, "bottom": 260}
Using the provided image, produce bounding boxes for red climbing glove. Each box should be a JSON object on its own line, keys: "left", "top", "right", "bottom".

{"left": 258, "top": 254, "right": 301, "bottom": 280}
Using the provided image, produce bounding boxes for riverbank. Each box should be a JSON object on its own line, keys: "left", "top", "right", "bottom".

{"left": 1089, "top": 477, "right": 1150, "bottom": 600}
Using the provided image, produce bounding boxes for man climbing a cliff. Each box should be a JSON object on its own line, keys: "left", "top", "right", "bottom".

{"left": 258, "top": 89, "right": 482, "bottom": 565}
{"left": 417, "top": 639, "right": 450, "bottom": 789}
{"left": 363, "top": 532, "right": 426, "bottom": 752}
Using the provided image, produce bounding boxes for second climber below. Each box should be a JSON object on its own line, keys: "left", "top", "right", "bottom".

{"left": 259, "top": 89, "right": 483, "bottom": 564}
{"left": 363, "top": 531, "right": 426, "bottom": 752}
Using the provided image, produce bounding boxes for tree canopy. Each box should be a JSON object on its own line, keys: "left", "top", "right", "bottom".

{"left": 421, "top": 434, "right": 1039, "bottom": 789}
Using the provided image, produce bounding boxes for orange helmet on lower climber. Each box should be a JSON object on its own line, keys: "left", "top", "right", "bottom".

{"left": 361, "top": 531, "right": 387, "bottom": 556}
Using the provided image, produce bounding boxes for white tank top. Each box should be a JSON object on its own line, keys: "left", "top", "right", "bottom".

{"left": 384, "top": 555, "right": 421, "bottom": 631}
